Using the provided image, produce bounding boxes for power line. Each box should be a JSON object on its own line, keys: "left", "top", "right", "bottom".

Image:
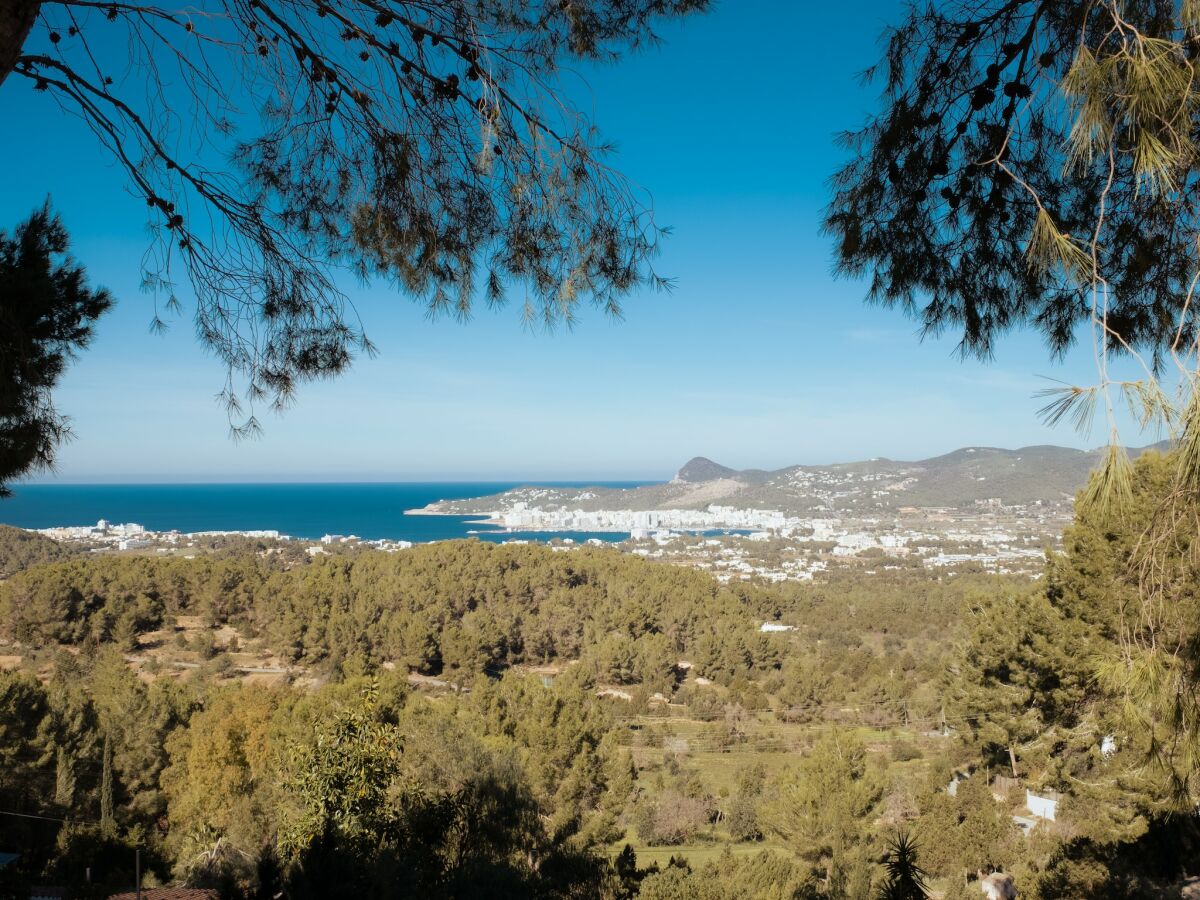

{"left": 0, "top": 807, "right": 94, "bottom": 824}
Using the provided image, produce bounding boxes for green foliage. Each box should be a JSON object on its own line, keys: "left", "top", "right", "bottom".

{"left": 99, "top": 731, "right": 114, "bottom": 837}
{"left": 948, "top": 586, "right": 1094, "bottom": 777}
{"left": 160, "top": 684, "right": 284, "bottom": 882}
{"left": 0, "top": 542, "right": 782, "bottom": 689}
{"left": 875, "top": 832, "right": 929, "bottom": 900}
{"left": 7, "top": 512, "right": 1198, "bottom": 897}
{"left": 0, "top": 203, "right": 111, "bottom": 494}
{"left": 53, "top": 744, "right": 74, "bottom": 807}
{"left": 1030, "top": 817, "right": 1200, "bottom": 899}
{"left": 936, "top": 448, "right": 1200, "bottom": 893}
{"left": 0, "top": 662, "right": 183, "bottom": 894}
{"left": 9, "top": 2, "right": 708, "bottom": 427}
{"left": 826, "top": 0, "right": 1200, "bottom": 364}
{"left": 725, "top": 763, "right": 766, "bottom": 843}
{"left": 1047, "top": 450, "right": 1200, "bottom": 810}
{"left": 613, "top": 843, "right": 657, "bottom": 898}
{"left": 277, "top": 680, "right": 613, "bottom": 899}
{"left": 279, "top": 684, "right": 405, "bottom": 859}
{"left": 761, "top": 729, "right": 883, "bottom": 892}
{"left": 913, "top": 775, "right": 1016, "bottom": 880}
{"left": 635, "top": 849, "right": 818, "bottom": 900}
{"left": 0, "top": 524, "right": 75, "bottom": 576}
{"left": 0, "top": 539, "right": 1004, "bottom": 894}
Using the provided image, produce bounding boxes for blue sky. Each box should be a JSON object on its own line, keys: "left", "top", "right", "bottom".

{"left": 1, "top": 1, "right": 1152, "bottom": 482}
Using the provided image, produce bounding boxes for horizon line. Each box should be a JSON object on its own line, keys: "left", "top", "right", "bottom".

{"left": 12, "top": 438, "right": 1168, "bottom": 489}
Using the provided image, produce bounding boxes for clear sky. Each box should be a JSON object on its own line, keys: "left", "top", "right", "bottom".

{"left": 1, "top": 1, "right": 1154, "bottom": 482}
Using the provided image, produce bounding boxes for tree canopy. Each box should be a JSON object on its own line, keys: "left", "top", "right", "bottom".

{"left": 829, "top": 3, "right": 1200, "bottom": 789}
{"left": 0, "top": 202, "right": 111, "bottom": 495}
{"left": 1, "top": 529, "right": 1197, "bottom": 896}
{"left": 2, "top": 1, "right": 705, "bottom": 430}
{"left": 826, "top": 0, "right": 1200, "bottom": 367}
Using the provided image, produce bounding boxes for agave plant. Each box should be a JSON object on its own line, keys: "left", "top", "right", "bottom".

{"left": 876, "top": 832, "right": 930, "bottom": 900}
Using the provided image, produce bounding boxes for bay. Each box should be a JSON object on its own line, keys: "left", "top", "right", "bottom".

{"left": 0, "top": 482, "right": 652, "bottom": 543}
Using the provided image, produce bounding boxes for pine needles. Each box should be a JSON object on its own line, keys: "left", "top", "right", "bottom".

{"left": 1080, "top": 440, "right": 1134, "bottom": 516}
{"left": 1026, "top": 208, "right": 1094, "bottom": 285}
{"left": 1062, "top": 31, "right": 1198, "bottom": 194}
{"left": 1035, "top": 382, "right": 1100, "bottom": 433}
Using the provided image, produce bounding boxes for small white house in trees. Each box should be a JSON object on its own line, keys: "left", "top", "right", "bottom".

{"left": 1026, "top": 789, "right": 1060, "bottom": 821}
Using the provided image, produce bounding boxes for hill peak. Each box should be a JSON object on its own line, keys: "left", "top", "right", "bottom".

{"left": 673, "top": 457, "right": 738, "bottom": 483}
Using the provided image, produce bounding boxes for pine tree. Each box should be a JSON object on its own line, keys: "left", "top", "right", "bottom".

{"left": 827, "top": 5, "right": 1200, "bottom": 692}
{"left": 828, "top": 1, "right": 1200, "bottom": 370}
{"left": 913, "top": 773, "right": 1020, "bottom": 885}
{"left": 0, "top": 204, "right": 111, "bottom": 494}
{"left": 100, "top": 730, "right": 115, "bottom": 837}
{"left": 762, "top": 729, "right": 883, "bottom": 890}
{"left": 1047, "top": 450, "right": 1200, "bottom": 814}
{"left": 2, "top": 2, "right": 707, "bottom": 432}
{"left": 53, "top": 744, "right": 74, "bottom": 807}
{"left": 948, "top": 588, "right": 1093, "bottom": 779}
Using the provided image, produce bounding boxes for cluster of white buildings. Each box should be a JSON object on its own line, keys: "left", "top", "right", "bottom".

{"left": 37, "top": 519, "right": 161, "bottom": 551}
{"left": 315, "top": 534, "right": 414, "bottom": 553}
{"left": 608, "top": 504, "right": 1060, "bottom": 583}
{"left": 36, "top": 519, "right": 297, "bottom": 553}
{"left": 38, "top": 519, "right": 146, "bottom": 540}
{"left": 29, "top": 493, "right": 1059, "bottom": 585}
{"left": 492, "top": 499, "right": 1049, "bottom": 570}
{"left": 495, "top": 502, "right": 798, "bottom": 533}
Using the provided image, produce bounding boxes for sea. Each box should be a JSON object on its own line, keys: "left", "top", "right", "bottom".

{"left": 0, "top": 482, "right": 654, "bottom": 544}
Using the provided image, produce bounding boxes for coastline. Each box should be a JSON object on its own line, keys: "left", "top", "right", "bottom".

{"left": 408, "top": 505, "right": 644, "bottom": 535}
{"left": 1, "top": 483, "right": 646, "bottom": 541}
{"left": 405, "top": 505, "right": 507, "bottom": 526}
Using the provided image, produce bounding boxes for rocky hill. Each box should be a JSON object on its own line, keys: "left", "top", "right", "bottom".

{"left": 415, "top": 442, "right": 1170, "bottom": 518}
{"left": 673, "top": 457, "right": 738, "bottom": 483}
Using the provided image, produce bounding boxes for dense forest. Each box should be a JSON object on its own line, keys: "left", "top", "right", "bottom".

{"left": 0, "top": 537, "right": 975, "bottom": 707}
{"left": 0, "top": 525, "right": 75, "bottom": 578}
{"left": 0, "top": 452, "right": 1198, "bottom": 898}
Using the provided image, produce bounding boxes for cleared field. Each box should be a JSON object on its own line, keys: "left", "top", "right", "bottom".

{"left": 607, "top": 708, "right": 947, "bottom": 867}
{"left": 610, "top": 840, "right": 788, "bottom": 869}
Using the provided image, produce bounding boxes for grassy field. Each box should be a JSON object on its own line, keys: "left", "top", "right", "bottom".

{"left": 606, "top": 707, "right": 948, "bottom": 868}
{"left": 608, "top": 839, "right": 789, "bottom": 869}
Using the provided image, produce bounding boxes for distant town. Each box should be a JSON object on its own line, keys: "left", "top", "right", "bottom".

{"left": 23, "top": 444, "right": 1133, "bottom": 583}
{"left": 35, "top": 519, "right": 416, "bottom": 556}
{"left": 33, "top": 495, "right": 1063, "bottom": 586}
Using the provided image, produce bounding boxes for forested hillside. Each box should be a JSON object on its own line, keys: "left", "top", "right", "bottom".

{"left": 0, "top": 540, "right": 970, "bottom": 704}
{"left": 1, "top": 456, "right": 1197, "bottom": 899}
{"left": 0, "top": 524, "right": 75, "bottom": 577}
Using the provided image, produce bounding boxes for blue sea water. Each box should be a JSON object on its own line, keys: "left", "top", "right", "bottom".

{"left": 0, "top": 482, "right": 652, "bottom": 544}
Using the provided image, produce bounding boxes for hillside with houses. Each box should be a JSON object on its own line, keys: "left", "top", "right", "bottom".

{"left": 416, "top": 443, "right": 1169, "bottom": 520}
